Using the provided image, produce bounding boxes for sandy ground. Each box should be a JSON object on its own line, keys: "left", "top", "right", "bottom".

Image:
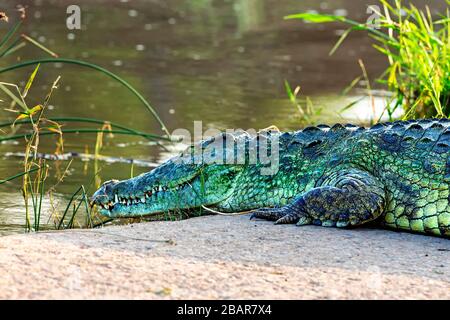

{"left": 0, "top": 214, "right": 449, "bottom": 299}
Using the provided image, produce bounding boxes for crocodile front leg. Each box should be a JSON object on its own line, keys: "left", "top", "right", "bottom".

{"left": 250, "top": 169, "right": 386, "bottom": 228}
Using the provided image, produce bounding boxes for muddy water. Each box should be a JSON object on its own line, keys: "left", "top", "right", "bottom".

{"left": 0, "top": 0, "right": 440, "bottom": 235}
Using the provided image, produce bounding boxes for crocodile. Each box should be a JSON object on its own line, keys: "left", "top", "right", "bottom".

{"left": 91, "top": 119, "right": 450, "bottom": 238}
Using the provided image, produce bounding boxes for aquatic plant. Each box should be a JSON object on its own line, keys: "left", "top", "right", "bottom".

{"left": 286, "top": 0, "right": 450, "bottom": 119}
{"left": 0, "top": 9, "right": 172, "bottom": 231}
{"left": 284, "top": 80, "right": 312, "bottom": 120}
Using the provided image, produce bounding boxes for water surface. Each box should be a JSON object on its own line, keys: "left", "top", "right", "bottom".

{"left": 0, "top": 0, "right": 440, "bottom": 235}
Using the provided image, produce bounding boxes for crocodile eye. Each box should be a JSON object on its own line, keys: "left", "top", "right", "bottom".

{"left": 103, "top": 180, "right": 118, "bottom": 193}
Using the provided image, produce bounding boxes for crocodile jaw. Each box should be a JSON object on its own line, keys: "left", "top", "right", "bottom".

{"left": 91, "top": 163, "right": 242, "bottom": 218}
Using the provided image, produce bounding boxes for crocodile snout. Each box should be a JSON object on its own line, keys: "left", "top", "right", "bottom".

{"left": 90, "top": 179, "right": 119, "bottom": 207}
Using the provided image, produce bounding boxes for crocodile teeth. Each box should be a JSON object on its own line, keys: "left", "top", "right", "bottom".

{"left": 113, "top": 190, "right": 165, "bottom": 207}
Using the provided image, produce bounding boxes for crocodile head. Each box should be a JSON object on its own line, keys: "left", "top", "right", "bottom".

{"left": 90, "top": 135, "right": 248, "bottom": 217}
{"left": 91, "top": 162, "right": 245, "bottom": 218}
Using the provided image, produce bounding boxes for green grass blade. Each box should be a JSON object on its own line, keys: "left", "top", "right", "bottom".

{"left": 339, "top": 96, "right": 366, "bottom": 113}
{"left": 284, "top": 13, "right": 345, "bottom": 23}
{"left": 284, "top": 80, "right": 296, "bottom": 103}
{"left": 285, "top": 13, "right": 391, "bottom": 42}
{"left": 342, "top": 75, "right": 362, "bottom": 95}
{"left": 0, "top": 41, "right": 26, "bottom": 57}
{"left": 0, "top": 20, "right": 22, "bottom": 51}
{"left": 0, "top": 36, "right": 21, "bottom": 57}
{"left": 35, "top": 162, "right": 46, "bottom": 231}
{"left": 0, "top": 167, "right": 40, "bottom": 185}
{"left": 23, "top": 64, "right": 40, "bottom": 98}
{"left": 0, "top": 128, "right": 172, "bottom": 143}
{"left": 0, "top": 58, "right": 171, "bottom": 137}
{"left": 329, "top": 27, "right": 353, "bottom": 56}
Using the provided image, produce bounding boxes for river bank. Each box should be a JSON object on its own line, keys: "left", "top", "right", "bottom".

{"left": 0, "top": 214, "right": 449, "bottom": 299}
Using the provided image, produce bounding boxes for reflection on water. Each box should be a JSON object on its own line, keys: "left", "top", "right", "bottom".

{"left": 0, "top": 0, "right": 440, "bottom": 235}
{"left": 340, "top": 95, "right": 404, "bottom": 122}
{"left": 0, "top": 191, "right": 55, "bottom": 233}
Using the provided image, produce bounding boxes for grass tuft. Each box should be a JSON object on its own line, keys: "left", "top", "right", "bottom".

{"left": 286, "top": 0, "right": 450, "bottom": 119}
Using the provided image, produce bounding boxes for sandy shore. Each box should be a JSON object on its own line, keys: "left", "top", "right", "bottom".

{"left": 0, "top": 214, "right": 449, "bottom": 299}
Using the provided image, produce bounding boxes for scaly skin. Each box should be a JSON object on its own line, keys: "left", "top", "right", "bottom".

{"left": 91, "top": 119, "right": 450, "bottom": 238}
